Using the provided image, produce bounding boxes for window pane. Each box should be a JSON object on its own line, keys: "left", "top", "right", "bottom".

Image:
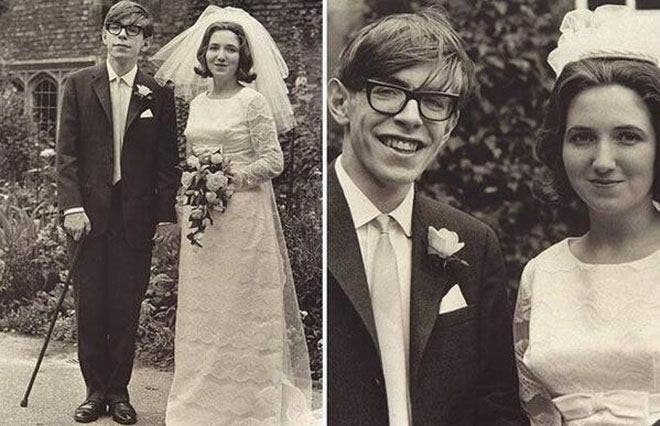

{"left": 636, "top": 0, "right": 660, "bottom": 9}
{"left": 32, "top": 78, "right": 58, "bottom": 137}
{"left": 588, "top": 0, "right": 625, "bottom": 9}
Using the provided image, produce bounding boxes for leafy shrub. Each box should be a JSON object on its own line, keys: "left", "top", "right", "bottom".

{"left": 0, "top": 284, "right": 76, "bottom": 340}
{"left": 0, "top": 303, "right": 48, "bottom": 335}
{"left": 0, "top": 200, "right": 53, "bottom": 304}
{"left": 135, "top": 244, "right": 179, "bottom": 369}
{"left": 0, "top": 84, "right": 51, "bottom": 181}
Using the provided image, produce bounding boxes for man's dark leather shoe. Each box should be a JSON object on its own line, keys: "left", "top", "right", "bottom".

{"left": 74, "top": 399, "right": 106, "bottom": 423}
{"left": 109, "top": 401, "right": 137, "bottom": 425}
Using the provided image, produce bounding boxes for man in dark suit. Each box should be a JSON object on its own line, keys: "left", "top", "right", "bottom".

{"left": 56, "top": 1, "right": 179, "bottom": 423}
{"left": 327, "top": 7, "right": 524, "bottom": 425}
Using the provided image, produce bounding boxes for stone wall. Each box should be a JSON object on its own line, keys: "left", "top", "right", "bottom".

{"left": 0, "top": 0, "right": 104, "bottom": 61}
{"left": 0, "top": 0, "right": 321, "bottom": 79}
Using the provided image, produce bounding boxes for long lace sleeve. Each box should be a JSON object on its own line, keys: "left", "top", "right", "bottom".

{"left": 231, "top": 93, "right": 284, "bottom": 189}
{"left": 514, "top": 261, "right": 562, "bottom": 426}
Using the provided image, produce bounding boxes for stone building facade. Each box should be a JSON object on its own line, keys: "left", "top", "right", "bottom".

{"left": 0, "top": 0, "right": 321, "bottom": 136}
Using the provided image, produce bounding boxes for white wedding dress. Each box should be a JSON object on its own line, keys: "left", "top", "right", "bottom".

{"left": 165, "top": 86, "right": 314, "bottom": 425}
{"left": 514, "top": 238, "right": 660, "bottom": 425}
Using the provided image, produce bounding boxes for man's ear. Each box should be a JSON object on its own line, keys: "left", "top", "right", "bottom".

{"left": 328, "top": 78, "right": 352, "bottom": 126}
{"left": 448, "top": 109, "right": 460, "bottom": 133}
{"left": 142, "top": 35, "right": 152, "bottom": 50}
{"left": 440, "top": 110, "right": 460, "bottom": 146}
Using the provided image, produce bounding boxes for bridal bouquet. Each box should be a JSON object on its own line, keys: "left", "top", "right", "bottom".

{"left": 180, "top": 147, "right": 234, "bottom": 247}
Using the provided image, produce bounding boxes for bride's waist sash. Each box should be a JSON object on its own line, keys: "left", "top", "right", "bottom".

{"left": 552, "top": 390, "right": 660, "bottom": 425}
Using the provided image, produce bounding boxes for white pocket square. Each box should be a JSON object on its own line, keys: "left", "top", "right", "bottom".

{"left": 140, "top": 109, "right": 154, "bottom": 118}
{"left": 439, "top": 284, "right": 468, "bottom": 314}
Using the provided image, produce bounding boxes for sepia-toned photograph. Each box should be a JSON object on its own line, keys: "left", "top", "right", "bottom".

{"left": 327, "top": 0, "right": 660, "bottom": 424}
{"left": 1, "top": 0, "right": 660, "bottom": 424}
{"left": 0, "top": 0, "right": 321, "bottom": 424}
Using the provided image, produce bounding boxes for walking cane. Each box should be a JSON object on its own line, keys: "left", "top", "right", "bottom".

{"left": 20, "top": 237, "right": 85, "bottom": 407}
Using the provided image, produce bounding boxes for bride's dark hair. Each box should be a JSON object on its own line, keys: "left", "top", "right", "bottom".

{"left": 194, "top": 22, "right": 257, "bottom": 83}
{"left": 535, "top": 58, "right": 660, "bottom": 204}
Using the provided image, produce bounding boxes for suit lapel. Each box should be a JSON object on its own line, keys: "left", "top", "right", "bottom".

{"left": 124, "top": 69, "right": 147, "bottom": 133}
{"left": 90, "top": 64, "right": 112, "bottom": 125}
{"left": 409, "top": 195, "right": 453, "bottom": 384}
{"left": 328, "top": 164, "right": 379, "bottom": 349}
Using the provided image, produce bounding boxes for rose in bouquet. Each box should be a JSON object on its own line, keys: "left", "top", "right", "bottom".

{"left": 180, "top": 146, "right": 234, "bottom": 246}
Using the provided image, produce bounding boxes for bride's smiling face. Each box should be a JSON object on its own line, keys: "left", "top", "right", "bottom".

{"left": 205, "top": 30, "right": 241, "bottom": 80}
{"left": 562, "top": 84, "right": 657, "bottom": 216}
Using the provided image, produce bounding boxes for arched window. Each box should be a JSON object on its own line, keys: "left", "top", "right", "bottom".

{"left": 32, "top": 77, "right": 58, "bottom": 137}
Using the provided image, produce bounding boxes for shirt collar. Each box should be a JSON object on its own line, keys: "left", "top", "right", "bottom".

{"left": 335, "top": 154, "right": 413, "bottom": 237}
{"left": 106, "top": 60, "right": 138, "bottom": 87}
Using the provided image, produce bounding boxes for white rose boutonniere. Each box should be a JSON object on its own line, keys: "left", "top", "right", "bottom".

{"left": 427, "top": 226, "right": 469, "bottom": 268}
{"left": 134, "top": 84, "right": 153, "bottom": 101}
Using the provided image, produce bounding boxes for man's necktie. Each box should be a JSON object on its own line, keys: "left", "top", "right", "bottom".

{"left": 371, "top": 214, "right": 410, "bottom": 426}
{"left": 113, "top": 77, "right": 126, "bottom": 184}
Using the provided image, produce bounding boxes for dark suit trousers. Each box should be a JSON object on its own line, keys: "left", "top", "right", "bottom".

{"left": 72, "top": 182, "right": 152, "bottom": 403}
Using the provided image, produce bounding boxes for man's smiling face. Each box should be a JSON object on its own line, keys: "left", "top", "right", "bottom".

{"left": 341, "top": 61, "right": 459, "bottom": 191}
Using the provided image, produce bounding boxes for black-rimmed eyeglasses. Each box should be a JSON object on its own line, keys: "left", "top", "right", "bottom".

{"left": 365, "top": 79, "right": 459, "bottom": 122}
{"left": 105, "top": 22, "right": 143, "bottom": 37}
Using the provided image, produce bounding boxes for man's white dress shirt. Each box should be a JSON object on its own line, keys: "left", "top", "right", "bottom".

{"left": 107, "top": 61, "right": 136, "bottom": 184}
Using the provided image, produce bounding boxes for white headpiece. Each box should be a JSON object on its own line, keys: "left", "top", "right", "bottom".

{"left": 548, "top": 5, "right": 660, "bottom": 78}
{"left": 150, "top": 6, "right": 295, "bottom": 133}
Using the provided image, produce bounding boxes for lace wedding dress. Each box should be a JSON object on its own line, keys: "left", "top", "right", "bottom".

{"left": 514, "top": 238, "right": 660, "bottom": 425}
{"left": 165, "top": 86, "right": 314, "bottom": 425}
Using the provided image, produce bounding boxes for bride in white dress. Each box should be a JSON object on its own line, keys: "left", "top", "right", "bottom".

{"left": 514, "top": 6, "right": 660, "bottom": 426}
{"left": 151, "top": 6, "right": 314, "bottom": 425}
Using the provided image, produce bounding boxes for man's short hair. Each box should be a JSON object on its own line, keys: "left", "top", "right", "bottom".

{"left": 103, "top": 0, "right": 153, "bottom": 38}
{"left": 335, "top": 7, "right": 474, "bottom": 108}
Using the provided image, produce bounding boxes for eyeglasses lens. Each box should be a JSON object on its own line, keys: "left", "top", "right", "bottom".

{"left": 107, "top": 23, "right": 142, "bottom": 37}
{"left": 368, "top": 83, "right": 455, "bottom": 121}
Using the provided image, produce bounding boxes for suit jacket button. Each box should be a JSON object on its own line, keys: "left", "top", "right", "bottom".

{"left": 375, "top": 378, "right": 382, "bottom": 386}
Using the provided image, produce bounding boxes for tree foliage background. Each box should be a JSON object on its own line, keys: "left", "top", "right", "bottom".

{"left": 329, "top": 0, "right": 586, "bottom": 294}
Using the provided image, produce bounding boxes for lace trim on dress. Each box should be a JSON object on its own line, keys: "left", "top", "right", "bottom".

{"left": 168, "top": 378, "right": 314, "bottom": 425}
{"left": 232, "top": 93, "right": 284, "bottom": 190}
